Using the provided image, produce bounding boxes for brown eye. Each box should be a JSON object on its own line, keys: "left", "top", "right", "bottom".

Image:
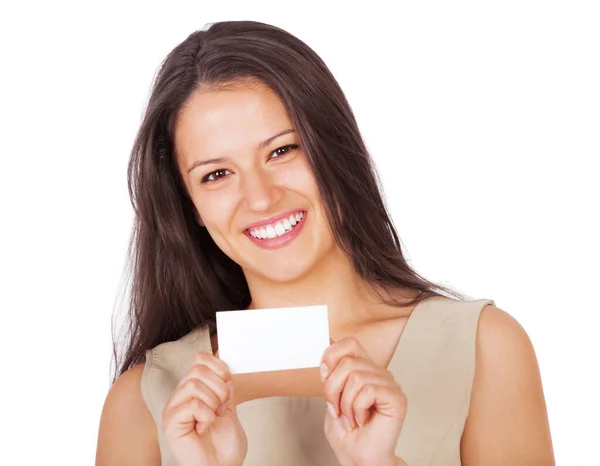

{"left": 202, "top": 169, "right": 231, "bottom": 184}
{"left": 269, "top": 144, "right": 299, "bottom": 160}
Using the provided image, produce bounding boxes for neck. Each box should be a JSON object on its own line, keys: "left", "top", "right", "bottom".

{"left": 243, "top": 246, "right": 415, "bottom": 339}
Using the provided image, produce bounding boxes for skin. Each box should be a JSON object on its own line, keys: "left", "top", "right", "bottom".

{"left": 95, "top": 79, "right": 555, "bottom": 465}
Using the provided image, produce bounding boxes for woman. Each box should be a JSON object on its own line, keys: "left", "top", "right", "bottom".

{"left": 96, "top": 21, "right": 554, "bottom": 465}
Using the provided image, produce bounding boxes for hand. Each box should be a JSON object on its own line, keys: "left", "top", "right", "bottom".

{"left": 162, "top": 351, "right": 247, "bottom": 466}
{"left": 321, "top": 336, "right": 407, "bottom": 466}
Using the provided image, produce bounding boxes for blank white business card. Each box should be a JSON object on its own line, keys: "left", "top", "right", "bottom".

{"left": 216, "top": 305, "right": 330, "bottom": 374}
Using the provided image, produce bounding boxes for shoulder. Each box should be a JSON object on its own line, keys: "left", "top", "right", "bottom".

{"left": 461, "top": 304, "right": 555, "bottom": 465}
{"left": 96, "top": 364, "right": 161, "bottom": 466}
{"left": 474, "top": 304, "right": 548, "bottom": 395}
{"left": 476, "top": 304, "right": 533, "bottom": 361}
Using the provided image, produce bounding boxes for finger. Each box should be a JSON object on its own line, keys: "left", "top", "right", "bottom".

{"left": 321, "top": 336, "right": 371, "bottom": 369}
{"left": 321, "top": 337, "right": 371, "bottom": 381}
{"left": 323, "top": 356, "right": 377, "bottom": 417}
{"left": 339, "top": 371, "right": 393, "bottom": 428}
{"left": 222, "top": 380, "right": 237, "bottom": 416}
{"left": 353, "top": 382, "right": 406, "bottom": 426}
{"left": 178, "top": 364, "right": 230, "bottom": 407}
{"left": 321, "top": 336, "right": 372, "bottom": 382}
{"left": 189, "top": 351, "right": 232, "bottom": 382}
{"left": 168, "top": 377, "right": 221, "bottom": 414}
{"left": 163, "top": 397, "right": 216, "bottom": 437}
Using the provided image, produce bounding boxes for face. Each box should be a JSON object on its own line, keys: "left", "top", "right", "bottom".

{"left": 174, "top": 79, "right": 337, "bottom": 283}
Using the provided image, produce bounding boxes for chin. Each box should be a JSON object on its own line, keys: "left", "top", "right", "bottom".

{"left": 234, "top": 230, "right": 337, "bottom": 284}
{"left": 244, "top": 254, "right": 318, "bottom": 284}
{"left": 262, "top": 262, "right": 314, "bottom": 284}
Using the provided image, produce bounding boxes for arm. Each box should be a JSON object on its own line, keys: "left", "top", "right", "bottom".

{"left": 461, "top": 305, "right": 555, "bottom": 465}
{"left": 95, "top": 364, "right": 161, "bottom": 466}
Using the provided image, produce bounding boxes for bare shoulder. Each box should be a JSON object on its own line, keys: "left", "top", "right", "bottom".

{"left": 476, "top": 304, "right": 534, "bottom": 357}
{"left": 461, "top": 304, "right": 555, "bottom": 465}
{"left": 96, "top": 363, "right": 161, "bottom": 466}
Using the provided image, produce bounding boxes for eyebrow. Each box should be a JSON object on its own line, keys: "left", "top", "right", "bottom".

{"left": 187, "top": 128, "right": 296, "bottom": 173}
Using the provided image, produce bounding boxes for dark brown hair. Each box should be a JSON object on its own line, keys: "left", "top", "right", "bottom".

{"left": 111, "top": 20, "right": 468, "bottom": 383}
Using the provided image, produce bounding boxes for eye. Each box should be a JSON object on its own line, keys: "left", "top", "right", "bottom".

{"left": 201, "top": 168, "right": 231, "bottom": 184}
{"left": 199, "top": 144, "right": 299, "bottom": 185}
{"left": 269, "top": 144, "right": 299, "bottom": 160}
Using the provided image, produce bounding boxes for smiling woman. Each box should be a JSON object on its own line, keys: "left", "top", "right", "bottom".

{"left": 96, "top": 20, "right": 554, "bottom": 466}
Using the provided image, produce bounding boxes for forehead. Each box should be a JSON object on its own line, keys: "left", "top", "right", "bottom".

{"left": 174, "top": 80, "right": 293, "bottom": 161}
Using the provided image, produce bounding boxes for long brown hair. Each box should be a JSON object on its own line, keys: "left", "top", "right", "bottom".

{"left": 111, "top": 20, "right": 468, "bottom": 383}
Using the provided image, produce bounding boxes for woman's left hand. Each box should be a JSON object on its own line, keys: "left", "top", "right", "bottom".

{"left": 321, "top": 336, "right": 407, "bottom": 466}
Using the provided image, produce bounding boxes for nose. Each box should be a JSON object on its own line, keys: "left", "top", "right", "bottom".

{"left": 240, "top": 168, "right": 283, "bottom": 213}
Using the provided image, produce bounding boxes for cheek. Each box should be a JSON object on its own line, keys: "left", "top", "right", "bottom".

{"left": 194, "top": 190, "right": 238, "bottom": 232}
{"left": 279, "top": 157, "right": 320, "bottom": 196}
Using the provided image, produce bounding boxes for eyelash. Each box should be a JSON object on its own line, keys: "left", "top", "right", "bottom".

{"left": 200, "top": 144, "right": 300, "bottom": 184}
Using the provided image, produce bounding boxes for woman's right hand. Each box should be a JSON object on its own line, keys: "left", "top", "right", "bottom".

{"left": 162, "top": 351, "right": 247, "bottom": 466}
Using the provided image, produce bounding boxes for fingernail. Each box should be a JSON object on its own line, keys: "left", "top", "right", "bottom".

{"left": 341, "top": 415, "right": 353, "bottom": 431}
{"left": 326, "top": 401, "right": 338, "bottom": 418}
{"left": 320, "top": 363, "right": 329, "bottom": 381}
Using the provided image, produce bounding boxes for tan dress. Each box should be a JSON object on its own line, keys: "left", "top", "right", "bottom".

{"left": 141, "top": 295, "right": 495, "bottom": 465}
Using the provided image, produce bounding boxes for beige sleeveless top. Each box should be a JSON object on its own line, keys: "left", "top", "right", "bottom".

{"left": 141, "top": 296, "right": 495, "bottom": 466}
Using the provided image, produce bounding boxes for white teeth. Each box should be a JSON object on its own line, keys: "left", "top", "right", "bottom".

{"left": 274, "top": 222, "right": 286, "bottom": 236}
{"left": 248, "top": 211, "right": 305, "bottom": 239}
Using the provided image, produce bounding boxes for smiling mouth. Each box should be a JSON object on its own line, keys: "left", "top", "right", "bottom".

{"left": 245, "top": 211, "right": 306, "bottom": 240}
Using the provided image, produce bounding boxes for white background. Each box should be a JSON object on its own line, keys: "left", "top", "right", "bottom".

{"left": 0, "top": 1, "right": 598, "bottom": 464}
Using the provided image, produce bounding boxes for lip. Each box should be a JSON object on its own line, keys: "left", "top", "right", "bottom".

{"left": 244, "top": 211, "right": 307, "bottom": 250}
{"left": 243, "top": 209, "right": 306, "bottom": 232}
